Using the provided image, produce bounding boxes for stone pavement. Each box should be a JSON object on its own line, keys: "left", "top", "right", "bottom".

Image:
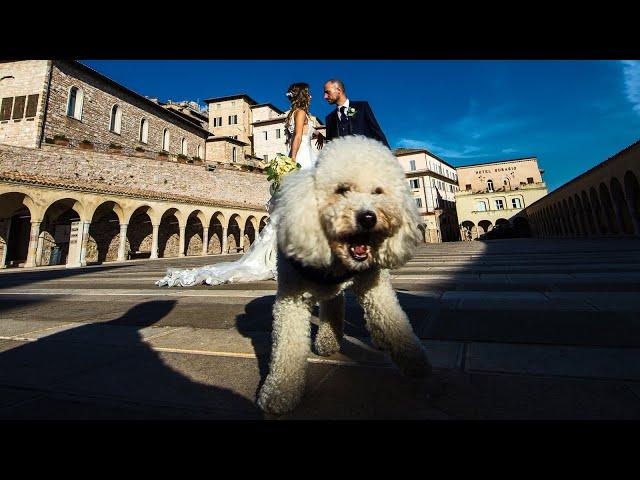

{"left": 1, "top": 238, "right": 640, "bottom": 419}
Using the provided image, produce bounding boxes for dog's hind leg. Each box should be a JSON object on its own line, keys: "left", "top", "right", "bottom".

{"left": 353, "top": 269, "right": 432, "bottom": 378}
{"left": 258, "top": 295, "right": 313, "bottom": 415}
{"left": 315, "top": 292, "right": 345, "bottom": 356}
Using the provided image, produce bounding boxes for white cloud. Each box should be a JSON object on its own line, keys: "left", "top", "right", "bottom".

{"left": 622, "top": 60, "right": 640, "bottom": 115}
{"left": 397, "top": 138, "right": 490, "bottom": 159}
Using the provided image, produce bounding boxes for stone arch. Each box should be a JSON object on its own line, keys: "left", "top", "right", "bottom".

{"left": 87, "top": 200, "right": 125, "bottom": 264}
{"left": 599, "top": 182, "right": 619, "bottom": 234}
{"left": 0, "top": 192, "right": 37, "bottom": 268}
{"left": 478, "top": 220, "right": 493, "bottom": 237}
{"left": 624, "top": 170, "right": 640, "bottom": 234}
{"left": 581, "top": 190, "right": 596, "bottom": 236}
{"left": 40, "top": 197, "right": 84, "bottom": 266}
{"left": 574, "top": 194, "right": 588, "bottom": 236}
{"left": 461, "top": 220, "right": 475, "bottom": 241}
{"left": 185, "top": 209, "right": 206, "bottom": 256}
{"left": 127, "top": 205, "right": 154, "bottom": 259}
{"left": 207, "top": 212, "right": 225, "bottom": 254}
{"left": 259, "top": 216, "right": 269, "bottom": 233}
{"left": 227, "top": 214, "right": 242, "bottom": 253}
{"left": 568, "top": 197, "right": 582, "bottom": 236}
{"left": 589, "top": 188, "right": 607, "bottom": 235}
{"left": 244, "top": 216, "right": 258, "bottom": 247}
{"left": 417, "top": 224, "right": 426, "bottom": 242}
{"left": 513, "top": 216, "right": 530, "bottom": 237}
{"left": 610, "top": 177, "right": 635, "bottom": 235}
{"left": 561, "top": 198, "right": 574, "bottom": 236}
{"left": 158, "top": 208, "right": 181, "bottom": 258}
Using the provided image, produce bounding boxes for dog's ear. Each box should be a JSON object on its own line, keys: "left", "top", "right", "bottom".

{"left": 272, "top": 169, "right": 333, "bottom": 268}
{"left": 377, "top": 188, "right": 422, "bottom": 268}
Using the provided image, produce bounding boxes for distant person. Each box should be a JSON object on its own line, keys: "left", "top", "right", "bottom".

{"left": 318, "top": 79, "right": 389, "bottom": 148}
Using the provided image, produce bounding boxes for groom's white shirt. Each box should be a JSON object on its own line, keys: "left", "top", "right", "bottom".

{"left": 337, "top": 98, "right": 350, "bottom": 121}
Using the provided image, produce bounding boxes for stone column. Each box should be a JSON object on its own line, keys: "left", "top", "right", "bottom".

{"left": 80, "top": 221, "right": 91, "bottom": 266}
{"left": 626, "top": 194, "right": 640, "bottom": 236}
{"left": 0, "top": 219, "right": 11, "bottom": 268}
{"left": 117, "top": 223, "right": 128, "bottom": 261}
{"left": 178, "top": 225, "right": 186, "bottom": 257}
{"left": 150, "top": 224, "right": 160, "bottom": 259}
{"left": 202, "top": 226, "right": 209, "bottom": 255}
{"left": 222, "top": 227, "right": 228, "bottom": 254}
{"left": 24, "top": 221, "right": 42, "bottom": 268}
{"left": 35, "top": 232, "right": 45, "bottom": 266}
{"left": 238, "top": 227, "right": 245, "bottom": 252}
{"left": 611, "top": 201, "right": 627, "bottom": 236}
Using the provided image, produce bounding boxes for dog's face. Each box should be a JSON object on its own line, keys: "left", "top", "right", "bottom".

{"left": 275, "top": 136, "right": 421, "bottom": 272}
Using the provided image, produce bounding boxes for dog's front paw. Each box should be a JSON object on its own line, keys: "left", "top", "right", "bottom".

{"left": 257, "top": 375, "right": 305, "bottom": 415}
{"left": 314, "top": 325, "right": 342, "bottom": 356}
{"left": 391, "top": 345, "right": 433, "bottom": 378}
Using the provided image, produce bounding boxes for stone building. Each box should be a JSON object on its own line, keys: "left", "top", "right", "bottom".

{"left": 522, "top": 139, "right": 640, "bottom": 238}
{"left": 205, "top": 94, "right": 325, "bottom": 164}
{"left": 394, "top": 148, "right": 460, "bottom": 242}
{"left": 455, "top": 157, "right": 548, "bottom": 240}
{"left": 0, "top": 60, "right": 270, "bottom": 269}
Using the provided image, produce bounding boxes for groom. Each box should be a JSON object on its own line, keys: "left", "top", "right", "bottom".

{"left": 319, "top": 79, "right": 389, "bottom": 148}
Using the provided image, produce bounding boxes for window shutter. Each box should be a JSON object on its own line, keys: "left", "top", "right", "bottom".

{"left": 12, "top": 96, "right": 26, "bottom": 119}
{"left": 0, "top": 97, "right": 12, "bottom": 120}
{"left": 25, "top": 94, "right": 39, "bottom": 118}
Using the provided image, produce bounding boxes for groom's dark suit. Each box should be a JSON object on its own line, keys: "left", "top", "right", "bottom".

{"left": 325, "top": 100, "right": 389, "bottom": 148}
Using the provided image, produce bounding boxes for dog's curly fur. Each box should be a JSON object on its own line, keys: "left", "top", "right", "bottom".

{"left": 257, "top": 136, "right": 432, "bottom": 415}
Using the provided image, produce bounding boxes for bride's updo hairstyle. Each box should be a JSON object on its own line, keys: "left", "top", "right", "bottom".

{"left": 284, "top": 82, "right": 311, "bottom": 141}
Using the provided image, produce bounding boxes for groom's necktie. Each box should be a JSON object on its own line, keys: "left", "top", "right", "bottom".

{"left": 339, "top": 106, "right": 348, "bottom": 124}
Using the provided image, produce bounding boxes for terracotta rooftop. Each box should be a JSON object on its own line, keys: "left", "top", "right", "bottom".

{"left": 0, "top": 171, "right": 267, "bottom": 212}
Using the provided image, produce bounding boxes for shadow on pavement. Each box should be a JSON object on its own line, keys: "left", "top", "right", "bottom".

{"left": 0, "top": 300, "right": 264, "bottom": 420}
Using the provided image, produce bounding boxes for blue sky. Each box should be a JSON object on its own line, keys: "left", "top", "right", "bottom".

{"left": 81, "top": 60, "right": 640, "bottom": 192}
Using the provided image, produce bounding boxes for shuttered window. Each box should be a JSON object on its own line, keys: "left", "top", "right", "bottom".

{"left": 0, "top": 97, "right": 12, "bottom": 120}
{"left": 12, "top": 96, "right": 26, "bottom": 119}
{"left": 25, "top": 94, "right": 39, "bottom": 118}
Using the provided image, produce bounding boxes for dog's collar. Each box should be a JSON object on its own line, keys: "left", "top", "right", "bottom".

{"left": 280, "top": 249, "right": 357, "bottom": 285}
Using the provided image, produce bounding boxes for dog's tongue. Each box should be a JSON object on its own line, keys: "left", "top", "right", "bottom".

{"left": 353, "top": 245, "right": 367, "bottom": 256}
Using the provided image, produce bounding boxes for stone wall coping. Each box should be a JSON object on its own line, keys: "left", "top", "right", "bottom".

{"left": 0, "top": 171, "right": 266, "bottom": 212}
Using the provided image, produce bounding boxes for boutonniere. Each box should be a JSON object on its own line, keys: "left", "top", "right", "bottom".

{"left": 346, "top": 107, "right": 357, "bottom": 117}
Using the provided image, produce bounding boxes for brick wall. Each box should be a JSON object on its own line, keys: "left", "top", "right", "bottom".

{"left": 0, "top": 143, "right": 271, "bottom": 208}
{"left": 43, "top": 61, "right": 207, "bottom": 159}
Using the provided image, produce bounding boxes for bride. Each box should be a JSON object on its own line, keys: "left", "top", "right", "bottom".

{"left": 156, "top": 82, "right": 323, "bottom": 287}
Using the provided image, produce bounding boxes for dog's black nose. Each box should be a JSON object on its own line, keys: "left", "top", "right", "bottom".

{"left": 356, "top": 210, "right": 377, "bottom": 229}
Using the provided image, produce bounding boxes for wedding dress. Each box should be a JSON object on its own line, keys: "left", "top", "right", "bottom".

{"left": 155, "top": 112, "right": 318, "bottom": 287}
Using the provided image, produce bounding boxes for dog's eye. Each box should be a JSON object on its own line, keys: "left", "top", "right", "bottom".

{"left": 373, "top": 187, "right": 384, "bottom": 194}
{"left": 335, "top": 184, "right": 351, "bottom": 195}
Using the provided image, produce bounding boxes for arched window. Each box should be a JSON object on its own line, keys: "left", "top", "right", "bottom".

{"left": 487, "top": 179, "right": 494, "bottom": 192}
{"left": 109, "top": 104, "right": 122, "bottom": 134}
{"left": 162, "top": 129, "right": 170, "bottom": 151}
{"left": 66, "top": 86, "right": 84, "bottom": 120}
{"left": 232, "top": 147, "right": 237, "bottom": 162}
{"left": 139, "top": 118, "right": 148, "bottom": 143}
{"left": 197, "top": 144, "right": 202, "bottom": 159}
{"left": 181, "top": 137, "right": 187, "bottom": 155}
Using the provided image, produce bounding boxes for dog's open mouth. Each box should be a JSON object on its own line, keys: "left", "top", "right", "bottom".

{"left": 347, "top": 235, "right": 372, "bottom": 262}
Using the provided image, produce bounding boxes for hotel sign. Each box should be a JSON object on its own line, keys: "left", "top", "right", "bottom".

{"left": 475, "top": 166, "right": 517, "bottom": 175}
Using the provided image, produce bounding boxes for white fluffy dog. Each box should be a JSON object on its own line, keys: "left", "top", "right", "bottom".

{"left": 257, "top": 135, "right": 432, "bottom": 415}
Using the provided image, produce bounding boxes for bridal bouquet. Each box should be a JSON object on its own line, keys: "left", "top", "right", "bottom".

{"left": 265, "top": 153, "right": 301, "bottom": 195}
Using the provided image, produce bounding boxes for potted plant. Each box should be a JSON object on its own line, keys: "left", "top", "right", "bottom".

{"left": 157, "top": 151, "right": 169, "bottom": 161}
{"left": 177, "top": 153, "right": 188, "bottom": 164}
{"left": 134, "top": 146, "right": 146, "bottom": 157}
{"left": 53, "top": 134, "right": 69, "bottom": 146}
{"left": 79, "top": 139, "right": 93, "bottom": 150}
{"left": 192, "top": 156, "right": 203, "bottom": 165}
